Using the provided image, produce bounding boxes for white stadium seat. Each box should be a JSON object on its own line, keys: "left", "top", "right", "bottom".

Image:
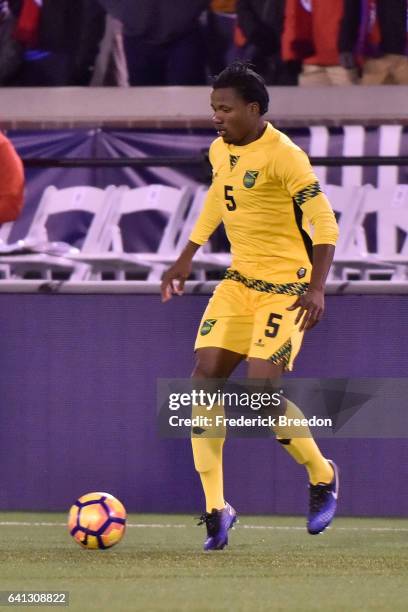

{"left": 0, "top": 185, "right": 120, "bottom": 280}
{"left": 70, "top": 184, "right": 192, "bottom": 281}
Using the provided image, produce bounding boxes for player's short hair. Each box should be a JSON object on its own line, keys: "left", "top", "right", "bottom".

{"left": 212, "top": 61, "right": 269, "bottom": 116}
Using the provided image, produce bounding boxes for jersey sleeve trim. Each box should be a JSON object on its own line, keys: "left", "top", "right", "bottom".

{"left": 293, "top": 181, "right": 322, "bottom": 207}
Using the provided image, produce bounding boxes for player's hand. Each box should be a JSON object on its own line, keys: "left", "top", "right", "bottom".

{"left": 286, "top": 288, "right": 324, "bottom": 332}
{"left": 161, "top": 258, "right": 192, "bottom": 303}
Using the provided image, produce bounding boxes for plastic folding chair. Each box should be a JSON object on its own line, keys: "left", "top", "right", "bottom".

{"left": 71, "top": 184, "right": 192, "bottom": 281}
{"left": 359, "top": 184, "right": 408, "bottom": 280}
{"left": 0, "top": 185, "right": 119, "bottom": 281}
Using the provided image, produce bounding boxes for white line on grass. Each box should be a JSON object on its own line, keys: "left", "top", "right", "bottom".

{"left": 0, "top": 521, "right": 407, "bottom": 532}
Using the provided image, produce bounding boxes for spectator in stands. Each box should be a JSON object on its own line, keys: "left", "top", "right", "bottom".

{"left": 90, "top": 14, "right": 128, "bottom": 87}
{"left": 206, "top": 1, "right": 241, "bottom": 76}
{"left": 339, "top": 0, "right": 408, "bottom": 85}
{"left": 0, "top": 0, "right": 23, "bottom": 84}
{"left": 96, "top": 0, "right": 209, "bottom": 86}
{"left": 0, "top": 132, "right": 24, "bottom": 224}
{"left": 12, "top": 0, "right": 105, "bottom": 86}
{"left": 282, "top": 0, "right": 357, "bottom": 86}
{"left": 237, "top": 0, "right": 300, "bottom": 85}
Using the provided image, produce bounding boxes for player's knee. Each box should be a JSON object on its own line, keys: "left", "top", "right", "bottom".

{"left": 192, "top": 358, "right": 223, "bottom": 379}
{"left": 192, "top": 347, "right": 243, "bottom": 378}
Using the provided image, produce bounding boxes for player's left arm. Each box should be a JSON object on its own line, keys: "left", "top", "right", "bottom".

{"left": 275, "top": 147, "right": 339, "bottom": 331}
{"left": 287, "top": 242, "right": 335, "bottom": 331}
{"left": 288, "top": 191, "right": 339, "bottom": 331}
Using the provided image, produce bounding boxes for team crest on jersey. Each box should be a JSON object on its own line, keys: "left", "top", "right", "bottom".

{"left": 243, "top": 170, "right": 259, "bottom": 188}
{"left": 229, "top": 155, "right": 240, "bottom": 171}
{"left": 200, "top": 319, "right": 217, "bottom": 336}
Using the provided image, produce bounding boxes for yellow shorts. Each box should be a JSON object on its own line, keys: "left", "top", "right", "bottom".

{"left": 194, "top": 270, "right": 308, "bottom": 371}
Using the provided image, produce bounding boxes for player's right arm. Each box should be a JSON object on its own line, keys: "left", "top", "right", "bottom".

{"left": 161, "top": 181, "right": 222, "bottom": 302}
{"left": 161, "top": 240, "right": 200, "bottom": 302}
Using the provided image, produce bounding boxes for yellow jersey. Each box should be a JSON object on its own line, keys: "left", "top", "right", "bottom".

{"left": 189, "top": 122, "right": 339, "bottom": 284}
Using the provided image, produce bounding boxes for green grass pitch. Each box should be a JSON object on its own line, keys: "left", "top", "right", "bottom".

{"left": 0, "top": 513, "right": 407, "bottom": 611}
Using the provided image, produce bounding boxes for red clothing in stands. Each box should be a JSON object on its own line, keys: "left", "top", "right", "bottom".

{"left": 282, "top": 0, "right": 344, "bottom": 66}
{"left": 0, "top": 132, "right": 24, "bottom": 223}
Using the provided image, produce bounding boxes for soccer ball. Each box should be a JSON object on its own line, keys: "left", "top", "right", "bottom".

{"left": 68, "top": 492, "right": 126, "bottom": 549}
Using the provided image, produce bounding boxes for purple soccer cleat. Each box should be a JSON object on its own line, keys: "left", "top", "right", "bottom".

{"left": 307, "top": 459, "right": 340, "bottom": 535}
{"left": 197, "top": 502, "right": 237, "bottom": 551}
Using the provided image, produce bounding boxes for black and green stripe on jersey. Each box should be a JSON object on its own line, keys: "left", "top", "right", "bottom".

{"left": 224, "top": 269, "right": 309, "bottom": 296}
{"left": 293, "top": 181, "right": 322, "bottom": 206}
{"left": 291, "top": 183, "right": 323, "bottom": 265}
{"left": 229, "top": 154, "right": 240, "bottom": 171}
{"left": 292, "top": 181, "right": 323, "bottom": 265}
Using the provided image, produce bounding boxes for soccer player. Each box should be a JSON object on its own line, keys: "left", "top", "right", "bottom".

{"left": 161, "top": 62, "right": 339, "bottom": 551}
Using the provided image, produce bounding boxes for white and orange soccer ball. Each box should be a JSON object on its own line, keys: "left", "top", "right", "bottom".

{"left": 68, "top": 492, "right": 126, "bottom": 549}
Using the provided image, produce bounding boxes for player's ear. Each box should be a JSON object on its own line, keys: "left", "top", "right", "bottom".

{"left": 248, "top": 102, "right": 260, "bottom": 116}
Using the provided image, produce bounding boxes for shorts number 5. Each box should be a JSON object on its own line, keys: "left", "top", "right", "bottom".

{"left": 265, "top": 312, "right": 282, "bottom": 338}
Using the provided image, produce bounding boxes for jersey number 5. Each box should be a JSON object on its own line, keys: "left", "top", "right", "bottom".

{"left": 265, "top": 313, "right": 283, "bottom": 337}
{"left": 224, "top": 185, "right": 237, "bottom": 211}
